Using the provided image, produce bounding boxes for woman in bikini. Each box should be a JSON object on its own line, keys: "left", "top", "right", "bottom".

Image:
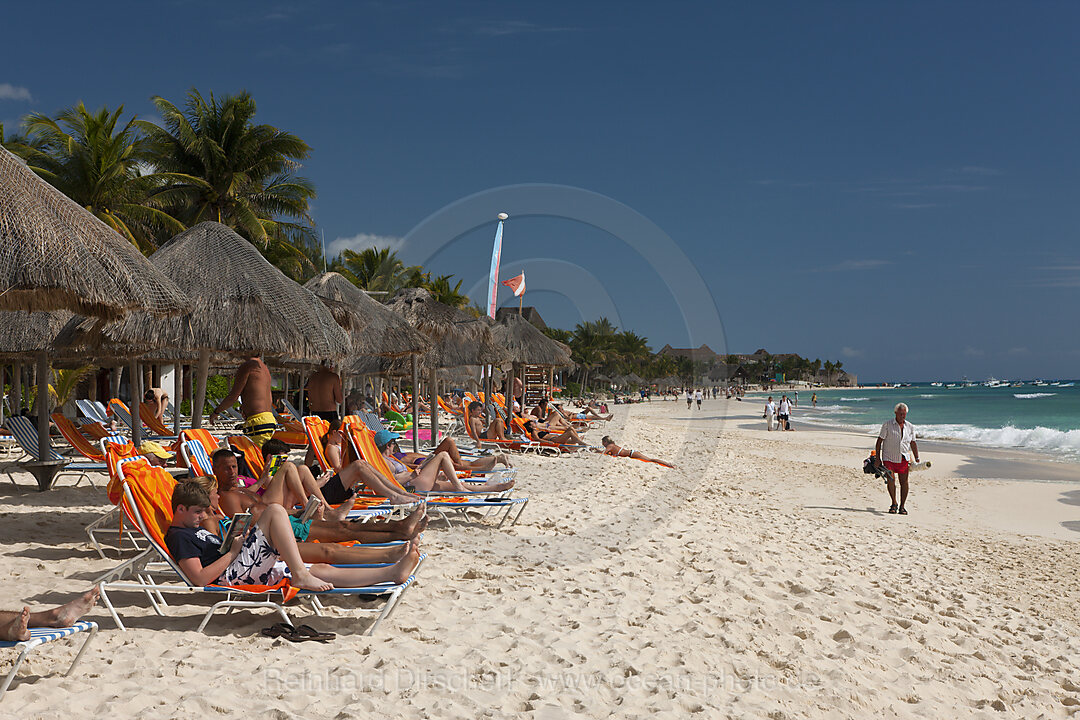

{"left": 599, "top": 436, "right": 675, "bottom": 468}
{"left": 375, "top": 430, "right": 514, "bottom": 493}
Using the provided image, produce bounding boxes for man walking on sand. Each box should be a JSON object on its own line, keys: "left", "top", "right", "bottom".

{"left": 875, "top": 402, "right": 920, "bottom": 515}
{"left": 209, "top": 356, "right": 276, "bottom": 448}
{"left": 306, "top": 360, "right": 343, "bottom": 422}
{"left": 764, "top": 396, "right": 776, "bottom": 431}
{"left": 778, "top": 395, "right": 792, "bottom": 430}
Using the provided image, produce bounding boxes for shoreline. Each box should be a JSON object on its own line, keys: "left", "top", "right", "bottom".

{"left": 738, "top": 391, "right": 1080, "bottom": 480}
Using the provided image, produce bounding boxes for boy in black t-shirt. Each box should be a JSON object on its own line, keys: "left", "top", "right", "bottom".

{"left": 166, "top": 482, "right": 419, "bottom": 590}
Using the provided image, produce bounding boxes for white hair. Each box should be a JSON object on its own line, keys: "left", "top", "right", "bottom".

{"left": 894, "top": 402, "right": 908, "bottom": 413}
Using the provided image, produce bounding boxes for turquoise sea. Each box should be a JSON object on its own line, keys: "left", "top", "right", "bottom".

{"left": 773, "top": 382, "right": 1080, "bottom": 462}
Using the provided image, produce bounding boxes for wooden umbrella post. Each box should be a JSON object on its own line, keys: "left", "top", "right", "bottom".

{"left": 173, "top": 363, "right": 183, "bottom": 436}
{"left": 429, "top": 367, "right": 438, "bottom": 446}
{"left": 193, "top": 349, "right": 210, "bottom": 429}
{"left": 11, "top": 361, "right": 21, "bottom": 415}
{"left": 411, "top": 356, "right": 420, "bottom": 453}
{"left": 35, "top": 351, "right": 50, "bottom": 464}
{"left": 129, "top": 359, "right": 142, "bottom": 448}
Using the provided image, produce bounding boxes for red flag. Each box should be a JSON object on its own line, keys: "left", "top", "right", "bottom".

{"left": 501, "top": 272, "right": 525, "bottom": 297}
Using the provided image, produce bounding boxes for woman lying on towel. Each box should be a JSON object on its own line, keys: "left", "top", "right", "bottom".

{"left": 599, "top": 436, "right": 675, "bottom": 468}
{"left": 520, "top": 419, "right": 587, "bottom": 448}
{"left": 375, "top": 430, "right": 514, "bottom": 494}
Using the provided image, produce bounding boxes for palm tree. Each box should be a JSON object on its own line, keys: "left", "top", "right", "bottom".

{"left": 332, "top": 247, "right": 420, "bottom": 293}
{"left": 9, "top": 103, "right": 184, "bottom": 253}
{"left": 424, "top": 274, "right": 470, "bottom": 308}
{"left": 138, "top": 89, "right": 317, "bottom": 270}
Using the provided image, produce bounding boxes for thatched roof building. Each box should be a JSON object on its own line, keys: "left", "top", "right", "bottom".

{"left": 0, "top": 146, "right": 188, "bottom": 320}
{"left": 60, "top": 222, "right": 350, "bottom": 362}
{"left": 492, "top": 313, "right": 572, "bottom": 367}
{"left": 384, "top": 287, "right": 504, "bottom": 369}
{"left": 303, "top": 272, "right": 429, "bottom": 361}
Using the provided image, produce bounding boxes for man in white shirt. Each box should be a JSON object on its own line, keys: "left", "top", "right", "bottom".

{"left": 686, "top": 390, "right": 693, "bottom": 409}
{"left": 694, "top": 389, "right": 703, "bottom": 409}
{"left": 778, "top": 395, "right": 792, "bottom": 430}
{"left": 875, "top": 402, "right": 920, "bottom": 515}
{"left": 764, "top": 396, "right": 776, "bottom": 430}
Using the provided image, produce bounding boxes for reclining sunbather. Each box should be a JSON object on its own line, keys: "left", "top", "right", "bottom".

{"left": 191, "top": 474, "right": 422, "bottom": 566}
{"left": 167, "top": 481, "right": 421, "bottom": 591}
{"left": 211, "top": 446, "right": 425, "bottom": 533}
{"left": 562, "top": 402, "right": 612, "bottom": 422}
{"left": 394, "top": 434, "right": 513, "bottom": 471}
{"left": 375, "top": 430, "right": 514, "bottom": 494}
{"left": 468, "top": 401, "right": 510, "bottom": 441}
{"left": 599, "top": 436, "right": 675, "bottom": 468}
{"left": 521, "top": 419, "right": 586, "bottom": 447}
{"left": 0, "top": 588, "right": 99, "bottom": 642}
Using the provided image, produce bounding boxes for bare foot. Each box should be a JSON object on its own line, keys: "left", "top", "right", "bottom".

{"left": 497, "top": 453, "right": 513, "bottom": 468}
{"left": 0, "top": 607, "right": 30, "bottom": 642}
{"left": 391, "top": 541, "right": 422, "bottom": 584}
{"left": 51, "top": 587, "right": 99, "bottom": 627}
{"left": 291, "top": 571, "right": 333, "bottom": 592}
{"left": 485, "top": 479, "right": 515, "bottom": 492}
{"left": 324, "top": 494, "right": 356, "bottom": 523}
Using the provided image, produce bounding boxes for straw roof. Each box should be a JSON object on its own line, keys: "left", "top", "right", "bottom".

{"left": 0, "top": 146, "right": 188, "bottom": 320}
{"left": 59, "top": 222, "right": 349, "bottom": 361}
{"left": 492, "top": 313, "right": 573, "bottom": 367}
{"left": 0, "top": 311, "right": 73, "bottom": 359}
{"left": 383, "top": 287, "right": 505, "bottom": 369}
{"left": 303, "top": 272, "right": 429, "bottom": 359}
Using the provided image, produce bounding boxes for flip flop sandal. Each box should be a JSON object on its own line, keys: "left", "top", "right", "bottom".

{"left": 888, "top": 504, "right": 898, "bottom": 514}
{"left": 295, "top": 624, "right": 335, "bottom": 642}
{"left": 261, "top": 622, "right": 303, "bottom": 642}
{"left": 898, "top": 508, "right": 908, "bottom": 515}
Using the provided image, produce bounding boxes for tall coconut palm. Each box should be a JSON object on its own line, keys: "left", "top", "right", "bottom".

{"left": 331, "top": 247, "right": 426, "bottom": 294}
{"left": 138, "top": 89, "right": 317, "bottom": 271}
{"left": 8, "top": 103, "right": 185, "bottom": 253}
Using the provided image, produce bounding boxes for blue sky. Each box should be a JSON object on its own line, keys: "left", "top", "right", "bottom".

{"left": 3, "top": 1, "right": 1079, "bottom": 382}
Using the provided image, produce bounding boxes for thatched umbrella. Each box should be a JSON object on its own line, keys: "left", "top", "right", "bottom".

{"left": 384, "top": 287, "right": 504, "bottom": 443}
{"left": 60, "top": 222, "right": 350, "bottom": 433}
{"left": 489, "top": 313, "right": 572, "bottom": 416}
{"left": 0, "top": 147, "right": 188, "bottom": 319}
{"left": 0, "top": 148, "right": 188, "bottom": 487}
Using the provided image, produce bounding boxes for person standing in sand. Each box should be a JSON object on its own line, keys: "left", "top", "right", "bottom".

{"left": 875, "top": 402, "right": 920, "bottom": 515}
{"left": 778, "top": 395, "right": 792, "bottom": 430}
{"left": 208, "top": 356, "right": 276, "bottom": 448}
{"left": 694, "top": 388, "right": 703, "bottom": 409}
{"left": 306, "top": 360, "right": 343, "bottom": 422}
{"left": 764, "top": 396, "right": 776, "bottom": 431}
{"left": 686, "top": 389, "right": 693, "bottom": 409}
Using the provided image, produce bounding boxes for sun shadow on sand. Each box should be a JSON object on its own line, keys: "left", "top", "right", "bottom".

{"left": 803, "top": 505, "right": 886, "bottom": 516}
{"left": 1056, "top": 490, "right": 1080, "bottom": 507}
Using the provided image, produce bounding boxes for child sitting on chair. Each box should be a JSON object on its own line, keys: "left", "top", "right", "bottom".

{"left": 166, "top": 481, "right": 419, "bottom": 591}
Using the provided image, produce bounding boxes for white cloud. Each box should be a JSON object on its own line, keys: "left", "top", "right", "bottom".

{"left": 327, "top": 232, "right": 405, "bottom": 258}
{"left": 841, "top": 346, "right": 863, "bottom": 358}
{"left": 0, "top": 83, "right": 32, "bottom": 102}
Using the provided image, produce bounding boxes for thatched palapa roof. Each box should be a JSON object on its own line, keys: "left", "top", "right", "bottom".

{"left": 492, "top": 313, "right": 573, "bottom": 367}
{"left": 383, "top": 287, "right": 505, "bottom": 369}
{"left": 59, "top": 222, "right": 349, "bottom": 361}
{"left": 303, "top": 272, "right": 429, "bottom": 361}
{"left": 0, "top": 146, "right": 188, "bottom": 320}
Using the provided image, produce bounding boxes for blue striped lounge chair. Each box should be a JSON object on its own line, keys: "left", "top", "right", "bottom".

{"left": 2, "top": 416, "right": 105, "bottom": 487}
{"left": 0, "top": 621, "right": 99, "bottom": 698}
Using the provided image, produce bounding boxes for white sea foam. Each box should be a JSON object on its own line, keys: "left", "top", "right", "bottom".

{"left": 919, "top": 394, "right": 936, "bottom": 399}
{"left": 1014, "top": 393, "right": 1056, "bottom": 399}
{"left": 918, "top": 423, "right": 1080, "bottom": 455}
{"left": 839, "top": 397, "right": 870, "bottom": 402}
{"left": 814, "top": 404, "right": 854, "bottom": 413}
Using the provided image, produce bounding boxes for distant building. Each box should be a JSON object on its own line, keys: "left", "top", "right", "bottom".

{"left": 495, "top": 306, "right": 547, "bottom": 330}
{"left": 657, "top": 344, "right": 723, "bottom": 363}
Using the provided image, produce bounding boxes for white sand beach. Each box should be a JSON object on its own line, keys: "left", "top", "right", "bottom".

{"left": 3, "top": 398, "right": 1080, "bottom": 719}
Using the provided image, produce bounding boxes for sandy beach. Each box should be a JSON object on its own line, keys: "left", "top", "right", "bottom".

{"left": 3, "top": 398, "right": 1080, "bottom": 719}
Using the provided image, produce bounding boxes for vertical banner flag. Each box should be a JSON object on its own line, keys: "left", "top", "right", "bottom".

{"left": 486, "top": 217, "right": 504, "bottom": 319}
{"left": 501, "top": 272, "right": 526, "bottom": 297}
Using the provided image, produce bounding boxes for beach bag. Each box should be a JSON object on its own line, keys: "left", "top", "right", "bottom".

{"left": 862, "top": 455, "right": 878, "bottom": 475}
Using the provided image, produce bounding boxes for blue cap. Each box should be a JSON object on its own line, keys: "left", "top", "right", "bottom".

{"left": 373, "top": 429, "right": 401, "bottom": 449}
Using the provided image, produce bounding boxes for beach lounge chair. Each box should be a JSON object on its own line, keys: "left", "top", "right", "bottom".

{"left": 178, "top": 440, "right": 215, "bottom": 477}
{"left": 226, "top": 435, "right": 266, "bottom": 477}
{"left": 344, "top": 425, "right": 527, "bottom": 529}
{"left": 2, "top": 416, "right": 105, "bottom": 487}
{"left": 51, "top": 413, "right": 108, "bottom": 463}
{"left": 0, "top": 621, "right": 99, "bottom": 699}
{"left": 83, "top": 440, "right": 146, "bottom": 560}
{"left": 139, "top": 402, "right": 180, "bottom": 438}
{"left": 303, "top": 416, "right": 332, "bottom": 473}
{"left": 96, "top": 460, "right": 421, "bottom": 635}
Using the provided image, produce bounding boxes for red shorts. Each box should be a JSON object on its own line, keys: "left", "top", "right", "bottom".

{"left": 883, "top": 459, "right": 909, "bottom": 474}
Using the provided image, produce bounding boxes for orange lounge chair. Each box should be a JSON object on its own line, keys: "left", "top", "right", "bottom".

{"left": 51, "top": 413, "right": 108, "bottom": 462}
{"left": 303, "top": 416, "right": 332, "bottom": 473}
{"left": 227, "top": 435, "right": 266, "bottom": 478}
